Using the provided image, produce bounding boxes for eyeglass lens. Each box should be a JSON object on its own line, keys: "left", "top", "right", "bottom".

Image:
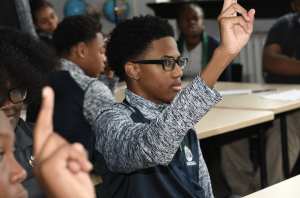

{"left": 0, "top": 87, "right": 27, "bottom": 107}
{"left": 10, "top": 88, "right": 27, "bottom": 103}
{"left": 163, "top": 58, "right": 187, "bottom": 71}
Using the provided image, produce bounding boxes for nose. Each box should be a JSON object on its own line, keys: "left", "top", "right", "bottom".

{"left": 103, "top": 54, "right": 107, "bottom": 63}
{"left": 10, "top": 156, "right": 27, "bottom": 183}
{"left": 49, "top": 19, "right": 56, "bottom": 28}
{"left": 171, "top": 63, "right": 183, "bottom": 78}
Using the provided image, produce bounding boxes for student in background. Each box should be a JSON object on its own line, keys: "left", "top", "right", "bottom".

{"left": 221, "top": 0, "right": 300, "bottom": 196}
{"left": 93, "top": 0, "right": 255, "bottom": 196}
{"left": 0, "top": 26, "right": 59, "bottom": 198}
{"left": 176, "top": 3, "right": 232, "bottom": 81}
{"left": 0, "top": 87, "right": 95, "bottom": 198}
{"left": 27, "top": 15, "right": 118, "bottom": 161}
{"left": 30, "top": 0, "right": 58, "bottom": 48}
{"left": 263, "top": 0, "right": 300, "bottom": 83}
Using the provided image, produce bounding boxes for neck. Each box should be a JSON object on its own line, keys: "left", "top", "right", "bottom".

{"left": 184, "top": 35, "right": 202, "bottom": 52}
{"left": 61, "top": 54, "right": 82, "bottom": 69}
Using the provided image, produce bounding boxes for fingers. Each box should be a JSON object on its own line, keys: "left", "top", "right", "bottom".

{"left": 36, "top": 133, "right": 68, "bottom": 164}
{"left": 68, "top": 143, "right": 90, "bottom": 173}
{"left": 248, "top": 9, "right": 256, "bottom": 23}
{"left": 219, "top": 3, "right": 250, "bottom": 22}
{"left": 33, "top": 87, "right": 55, "bottom": 157}
{"left": 53, "top": 144, "right": 93, "bottom": 173}
{"left": 220, "top": 16, "right": 252, "bottom": 34}
{"left": 221, "top": 0, "right": 237, "bottom": 13}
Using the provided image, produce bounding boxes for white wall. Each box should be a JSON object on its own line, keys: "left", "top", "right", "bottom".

{"left": 48, "top": 0, "right": 276, "bottom": 38}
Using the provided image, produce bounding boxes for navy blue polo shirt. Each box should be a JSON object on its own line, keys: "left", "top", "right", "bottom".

{"left": 264, "top": 12, "right": 300, "bottom": 84}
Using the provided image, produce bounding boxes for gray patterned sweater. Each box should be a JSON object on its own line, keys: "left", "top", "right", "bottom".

{"left": 93, "top": 75, "right": 222, "bottom": 197}
{"left": 61, "top": 59, "right": 119, "bottom": 125}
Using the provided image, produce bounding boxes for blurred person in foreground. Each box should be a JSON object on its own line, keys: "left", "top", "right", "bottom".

{"left": 0, "top": 26, "right": 59, "bottom": 198}
{"left": 0, "top": 87, "right": 95, "bottom": 198}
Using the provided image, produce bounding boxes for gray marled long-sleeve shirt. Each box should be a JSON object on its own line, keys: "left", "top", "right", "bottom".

{"left": 93, "top": 75, "right": 222, "bottom": 198}
{"left": 61, "top": 59, "right": 118, "bottom": 125}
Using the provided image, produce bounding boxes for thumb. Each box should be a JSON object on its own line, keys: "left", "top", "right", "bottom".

{"left": 248, "top": 9, "right": 255, "bottom": 22}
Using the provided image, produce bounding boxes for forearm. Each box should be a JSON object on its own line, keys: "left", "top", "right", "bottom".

{"left": 263, "top": 53, "right": 300, "bottom": 76}
{"left": 200, "top": 47, "right": 235, "bottom": 89}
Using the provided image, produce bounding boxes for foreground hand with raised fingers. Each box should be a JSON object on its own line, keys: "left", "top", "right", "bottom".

{"left": 33, "top": 86, "right": 95, "bottom": 198}
{"left": 217, "top": 0, "right": 255, "bottom": 56}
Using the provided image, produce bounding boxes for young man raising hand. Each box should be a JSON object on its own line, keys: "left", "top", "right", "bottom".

{"left": 93, "top": 1, "right": 255, "bottom": 197}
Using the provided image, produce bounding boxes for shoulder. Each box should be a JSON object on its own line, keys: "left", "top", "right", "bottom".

{"left": 94, "top": 102, "right": 134, "bottom": 120}
{"left": 207, "top": 34, "right": 220, "bottom": 44}
{"left": 93, "top": 103, "right": 135, "bottom": 127}
{"left": 280, "top": 12, "right": 297, "bottom": 22}
{"left": 272, "top": 12, "right": 297, "bottom": 28}
{"left": 18, "top": 118, "right": 34, "bottom": 137}
{"left": 84, "top": 79, "right": 114, "bottom": 101}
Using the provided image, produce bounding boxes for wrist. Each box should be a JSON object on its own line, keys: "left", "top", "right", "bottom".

{"left": 214, "top": 47, "right": 236, "bottom": 65}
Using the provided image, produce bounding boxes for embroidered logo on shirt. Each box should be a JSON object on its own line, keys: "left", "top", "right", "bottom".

{"left": 184, "top": 146, "right": 197, "bottom": 166}
{"left": 184, "top": 146, "right": 193, "bottom": 161}
{"left": 29, "top": 156, "right": 35, "bottom": 167}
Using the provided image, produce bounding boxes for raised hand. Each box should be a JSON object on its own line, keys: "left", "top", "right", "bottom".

{"left": 217, "top": 0, "right": 255, "bottom": 56}
{"left": 33, "top": 87, "right": 95, "bottom": 198}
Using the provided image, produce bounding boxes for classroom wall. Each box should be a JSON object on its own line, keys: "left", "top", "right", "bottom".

{"left": 47, "top": 0, "right": 276, "bottom": 39}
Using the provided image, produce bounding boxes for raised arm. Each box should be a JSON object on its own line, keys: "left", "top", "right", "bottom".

{"left": 201, "top": 0, "right": 255, "bottom": 88}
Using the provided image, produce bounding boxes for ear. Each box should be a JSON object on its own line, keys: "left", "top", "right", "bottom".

{"left": 125, "top": 62, "right": 140, "bottom": 80}
{"left": 76, "top": 42, "right": 86, "bottom": 59}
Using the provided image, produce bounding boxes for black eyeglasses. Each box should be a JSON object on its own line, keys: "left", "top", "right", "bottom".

{"left": 131, "top": 57, "right": 188, "bottom": 71}
{"left": 0, "top": 87, "right": 27, "bottom": 107}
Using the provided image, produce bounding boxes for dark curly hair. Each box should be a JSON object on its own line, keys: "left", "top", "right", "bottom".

{"left": 30, "top": 0, "right": 54, "bottom": 23}
{"left": 0, "top": 27, "right": 60, "bottom": 105}
{"left": 176, "top": 3, "right": 204, "bottom": 22}
{"left": 52, "top": 15, "right": 102, "bottom": 56}
{"left": 106, "top": 15, "right": 174, "bottom": 78}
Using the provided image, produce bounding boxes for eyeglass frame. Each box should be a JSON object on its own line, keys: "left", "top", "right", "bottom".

{"left": 0, "top": 86, "right": 28, "bottom": 107}
{"left": 131, "top": 57, "right": 188, "bottom": 71}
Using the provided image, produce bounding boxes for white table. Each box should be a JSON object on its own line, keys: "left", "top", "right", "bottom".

{"left": 196, "top": 108, "right": 274, "bottom": 139}
{"left": 243, "top": 175, "right": 300, "bottom": 198}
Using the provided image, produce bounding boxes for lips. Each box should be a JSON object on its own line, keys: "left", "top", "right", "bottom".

{"left": 5, "top": 113, "right": 15, "bottom": 118}
{"left": 188, "top": 26, "right": 197, "bottom": 31}
{"left": 172, "top": 81, "right": 182, "bottom": 91}
{"left": 5, "top": 113, "right": 15, "bottom": 122}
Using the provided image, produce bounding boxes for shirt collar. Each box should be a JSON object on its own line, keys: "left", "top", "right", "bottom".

{"left": 60, "top": 59, "right": 86, "bottom": 75}
{"left": 38, "top": 31, "right": 52, "bottom": 39}
{"left": 125, "top": 89, "right": 169, "bottom": 119}
{"left": 14, "top": 119, "right": 32, "bottom": 150}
